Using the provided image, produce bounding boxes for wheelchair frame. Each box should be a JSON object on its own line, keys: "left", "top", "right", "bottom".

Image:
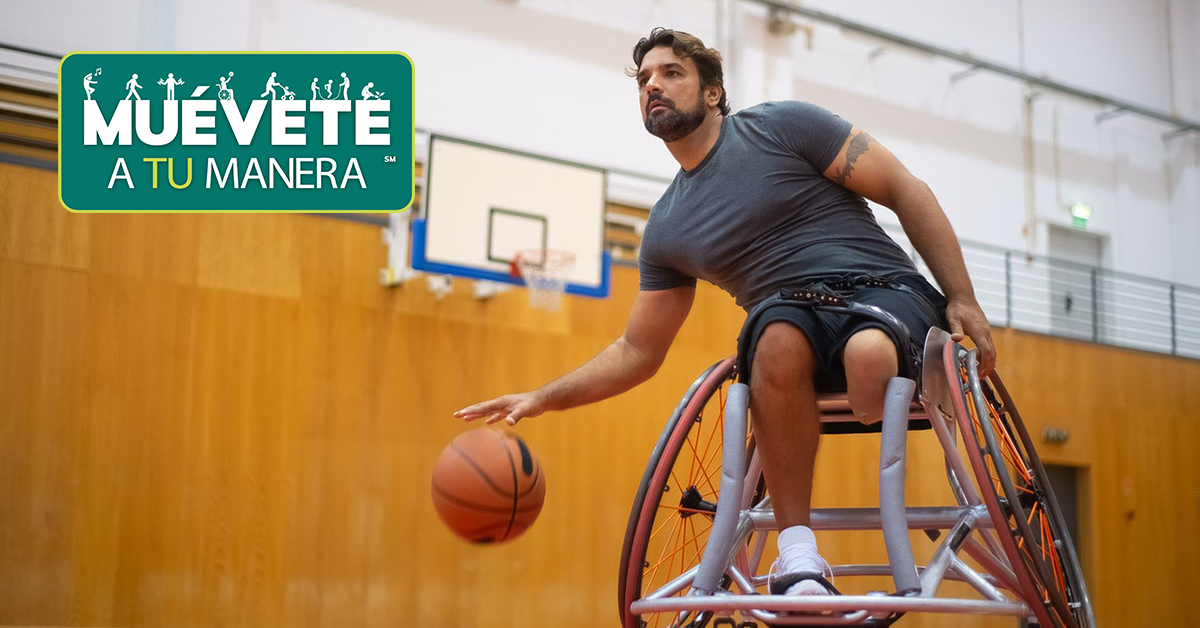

{"left": 618, "top": 299, "right": 1094, "bottom": 628}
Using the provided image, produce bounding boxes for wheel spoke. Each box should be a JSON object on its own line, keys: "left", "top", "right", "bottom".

{"left": 689, "top": 421, "right": 723, "bottom": 497}
{"left": 1016, "top": 490, "right": 1040, "bottom": 552}
{"left": 649, "top": 509, "right": 681, "bottom": 543}
{"left": 646, "top": 516, "right": 683, "bottom": 583}
{"left": 1044, "top": 514, "right": 1066, "bottom": 595}
{"left": 697, "top": 392, "right": 724, "bottom": 482}
{"left": 645, "top": 498, "right": 719, "bottom": 580}
{"left": 700, "top": 412, "right": 725, "bottom": 473}
{"left": 701, "top": 444, "right": 723, "bottom": 479}
{"left": 669, "top": 469, "right": 684, "bottom": 495}
{"left": 990, "top": 473, "right": 1034, "bottom": 494}
{"left": 686, "top": 422, "right": 700, "bottom": 487}
{"left": 683, "top": 431, "right": 720, "bottom": 497}
{"left": 697, "top": 461, "right": 721, "bottom": 496}
{"left": 990, "top": 408, "right": 1032, "bottom": 483}
{"left": 683, "top": 517, "right": 712, "bottom": 573}
{"left": 701, "top": 416, "right": 750, "bottom": 485}
{"left": 673, "top": 508, "right": 687, "bottom": 586}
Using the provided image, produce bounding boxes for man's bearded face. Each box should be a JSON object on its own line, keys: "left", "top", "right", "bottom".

{"left": 643, "top": 89, "right": 707, "bottom": 142}
{"left": 637, "top": 47, "right": 711, "bottom": 142}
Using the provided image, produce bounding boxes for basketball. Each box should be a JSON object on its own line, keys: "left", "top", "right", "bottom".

{"left": 431, "top": 428, "right": 547, "bottom": 544}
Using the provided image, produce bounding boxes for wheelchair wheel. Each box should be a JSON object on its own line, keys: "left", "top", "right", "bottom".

{"left": 618, "top": 357, "right": 762, "bottom": 628}
{"left": 946, "top": 344, "right": 1094, "bottom": 628}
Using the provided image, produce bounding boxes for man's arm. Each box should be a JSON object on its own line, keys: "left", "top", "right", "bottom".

{"left": 454, "top": 286, "right": 696, "bottom": 425}
{"left": 822, "top": 125, "right": 996, "bottom": 375}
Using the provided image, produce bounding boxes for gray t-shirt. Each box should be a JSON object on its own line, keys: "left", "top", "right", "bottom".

{"left": 638, "top": 100, "right": 921, "bottom": 310}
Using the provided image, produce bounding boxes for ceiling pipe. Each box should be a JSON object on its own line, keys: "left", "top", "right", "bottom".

{"left": 748, "top": 0, "right": 1200, "bottom": 135}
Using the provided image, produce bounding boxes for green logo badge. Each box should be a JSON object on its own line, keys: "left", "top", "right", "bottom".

{"left": 59, "top": 52, "right": 414, "bottom": 212}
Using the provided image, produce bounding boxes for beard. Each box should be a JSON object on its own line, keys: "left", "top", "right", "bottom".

{"left": 643, "top": 92, "right": 707, "bottom": 142}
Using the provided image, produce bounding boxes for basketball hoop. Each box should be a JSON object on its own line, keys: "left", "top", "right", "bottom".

{"left": 513, "top": 248, "right": 575, "bottom": 310}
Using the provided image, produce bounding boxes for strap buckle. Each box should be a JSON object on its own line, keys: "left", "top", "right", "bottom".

{"left": 778, "top": 288, "right": 847, "bottom": 307}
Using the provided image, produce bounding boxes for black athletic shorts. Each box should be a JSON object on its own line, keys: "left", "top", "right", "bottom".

{"left": 737, "top": 273, "right": 949, "bottom": 393}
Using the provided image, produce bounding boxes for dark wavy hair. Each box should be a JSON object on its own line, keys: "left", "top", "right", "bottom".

{"left": 628, "top": 27, "right": 730, "bottom": 116}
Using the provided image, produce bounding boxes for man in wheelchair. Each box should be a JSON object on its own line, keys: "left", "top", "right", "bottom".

{"left": 456, "top": 27, "right": 994, "bottom": 601}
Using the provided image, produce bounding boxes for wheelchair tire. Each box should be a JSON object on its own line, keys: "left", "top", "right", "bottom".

{"left": 946, "top": 343, "right": 1095, "bottom": 628}
{"left": 618, "top": 356, "right": 760, "bottom": 628}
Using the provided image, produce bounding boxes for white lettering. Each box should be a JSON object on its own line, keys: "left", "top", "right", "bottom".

{"left": 134, "top": 100, "right": 178, "bottom": 146}
{"left": 84, "top": 101, "right": 392, "bottom": 148}
{"left": 240, "top": 158, "right": 266, "bottom": 188}
{"left": 316, "top": 157, "right": 338, "bottom": 188}
{"left": 84, "top": 100, "right": 131, "bottom": 146}
{"left": 182, "top": 100, "right": 217, "bottom": 146}
{"left": 107, "top": 158, "right": 134, "bottom": 188}
{"left": 270, "top": 100, "right": 307, "bottom": 146}
{"left": 310, "top": 100, "right": 351, "bottom": 146}
{"left": 269, "top": 158, "right": 292, "bottom": 188}
{"left": 294, "top": 157, "right": 314, "bottom": 189}
{"left": 201, "top": 157, "right": 368, "bottom": 189}
{"left": 354, "top": 100, "right": 390, "bottom": 145}
{"left": 207, "top": 158, "right": 239, "bottom": 188}
{"left": 341, "top": 157, "right": 366, "bottom": 188}
{"left": 221, "top": 100, "right": 267, "bottom": 145}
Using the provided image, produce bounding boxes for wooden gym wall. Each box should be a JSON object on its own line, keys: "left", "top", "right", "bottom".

{"left": 1, "top": 161, "right": 1197, "bottom": 628}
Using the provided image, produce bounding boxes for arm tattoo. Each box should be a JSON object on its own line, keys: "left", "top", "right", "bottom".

{"left": 832, "top": 131, "right": 873, "bottom": 185}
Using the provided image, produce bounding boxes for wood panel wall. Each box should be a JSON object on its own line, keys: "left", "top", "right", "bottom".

{"left": 2, "top": 162, "right": 1197, "bottom": 628}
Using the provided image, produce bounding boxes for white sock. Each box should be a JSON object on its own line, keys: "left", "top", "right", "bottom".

{"left": 778, "top": 524, "right": 817, "bottom": 551}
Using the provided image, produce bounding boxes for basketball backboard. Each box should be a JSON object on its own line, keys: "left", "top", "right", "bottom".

{"left": 411, "top": 134, "right": 610, "bottom": 297}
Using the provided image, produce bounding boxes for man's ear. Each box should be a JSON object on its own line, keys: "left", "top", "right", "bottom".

{"left": 706, "top": 85, "right": 723, "bottom": 108}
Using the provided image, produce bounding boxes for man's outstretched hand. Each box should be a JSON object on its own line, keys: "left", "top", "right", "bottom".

{"left": 454, "top": 391, "right": 546, "bottom": 426}
{"left": 945, "top": 297, "right": 996, "bottom": 377}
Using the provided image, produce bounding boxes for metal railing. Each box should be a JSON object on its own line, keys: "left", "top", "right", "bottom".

{"left": 915, "top": 241, "right": 1200, "bottom": 360}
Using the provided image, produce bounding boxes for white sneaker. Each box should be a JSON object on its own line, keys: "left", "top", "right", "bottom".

{"left": 768, "top": 526, "right": 838, "bottom": 596}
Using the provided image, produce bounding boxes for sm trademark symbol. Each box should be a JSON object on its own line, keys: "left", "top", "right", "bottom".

{"left": 384, "top": 155, "right": 396, "bottom": 163}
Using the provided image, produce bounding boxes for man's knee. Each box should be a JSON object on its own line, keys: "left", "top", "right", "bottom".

{"left": 843, "top": 328, "right": 899, "bottom": 374}
{"left": 751, "top": 322, "right": 818, "bottom": 393}
{"left": 842, "top": 328, "right": 899, "bottom": 420}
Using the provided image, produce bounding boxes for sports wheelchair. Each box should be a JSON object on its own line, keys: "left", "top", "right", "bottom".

{"left": 618, "top": 288, "right": 1095, "bottom": 628}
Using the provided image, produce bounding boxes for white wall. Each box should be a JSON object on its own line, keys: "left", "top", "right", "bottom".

{"left": 2, "top": 0, "right": 1198, "bottom": 289}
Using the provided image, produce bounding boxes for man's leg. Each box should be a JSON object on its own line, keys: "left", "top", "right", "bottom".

{"left": 842, "top": 328, "right": 899, "bottom": 422}
{"left": 749, "top": 321, "right": 836, "bottom": 596}
{"left": 749, "top": 321, "right": 822, "bottom": 529}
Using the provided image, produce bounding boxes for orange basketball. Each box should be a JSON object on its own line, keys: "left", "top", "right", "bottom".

{"left": 431, "top": 428, "right": 547, "bottom": 543}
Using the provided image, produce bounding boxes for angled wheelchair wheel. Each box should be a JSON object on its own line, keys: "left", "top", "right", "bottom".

{"left": 946, "top": 344, "right": 1095, "bottom": 628}
{"left": 618, "top": 357, "right": 763, "bottom": 628}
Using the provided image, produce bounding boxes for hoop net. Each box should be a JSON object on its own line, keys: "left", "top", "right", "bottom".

{"left": 513, "top": 248, "right": 576, "bottom": 310}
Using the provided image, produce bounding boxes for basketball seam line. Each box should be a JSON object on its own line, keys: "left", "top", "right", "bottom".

{"left": 450, "top": 442, "right": 517, "bottom": 497}
{"left": 431, "top": 481, "right": 544, "bottom": 514}
{"left": 503, "top": 446, "right": 519, "bottom": 540}
{"left": 520, "top": 464, "right": 541, "bottom": 498}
